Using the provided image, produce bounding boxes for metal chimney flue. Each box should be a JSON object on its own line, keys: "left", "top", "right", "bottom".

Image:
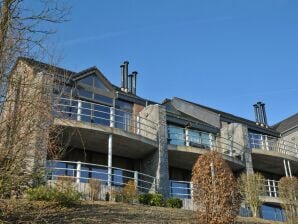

{"left": 123, "top": 61, "right": 129, "bottom": 92}
{"left": 131, "top": 71, "right": 137, "bottom": 95}
{"left": 120, "top": 64, "right": 125, "bottom": 90}
{"left": 128, "top": 74, "right": 133, "bottom": 93}
{"left": 253, "top": 101, "right": 268, "bottom": 127}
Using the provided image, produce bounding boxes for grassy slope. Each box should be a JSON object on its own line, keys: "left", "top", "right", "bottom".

{"left": 0, "top": 200, "right": 283, "bottom": 224}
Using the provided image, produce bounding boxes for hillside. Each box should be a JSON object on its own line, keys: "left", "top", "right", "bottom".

{"left": 0, "top": 200, "right": 282, "bottom": 224}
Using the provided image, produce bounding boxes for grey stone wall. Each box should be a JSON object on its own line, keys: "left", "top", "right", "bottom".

{"left": 220, "top": 123, "right": 253, "bottom": 174}
{"left": 139, "top": 104, "right": 169, "bottom": 198}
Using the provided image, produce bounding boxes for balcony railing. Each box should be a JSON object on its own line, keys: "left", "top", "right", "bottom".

{"left": 46, "top": 160, "right": 156, "bottom": 193}
{"left": 168, "top": 128, "right": 244, "bottom": 161}
{"left": 263, "top": 179, "right": 279, "bottom": 198}
{"left": 53, "top": 97, "right": 158, "bottom": 140}
{"left": 169, "top": 180, "right": 193, "bottom": 199}
{"left": 169, "top": 179, "right": 280, "bottom": 200}
{"left": 249, "top": 133, "right": 298, "bottom": 158}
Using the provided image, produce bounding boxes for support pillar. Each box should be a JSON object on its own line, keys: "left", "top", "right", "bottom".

{"left": 108, "top": 134, "right": 113, "bottom": 187}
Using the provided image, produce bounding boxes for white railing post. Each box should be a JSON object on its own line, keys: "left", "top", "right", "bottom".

{"left": 77, "top": 100, "right": 82, "bottom": 121}
{"left": 136, "top": 116, "right": 140, "bottom": 135}
{"left": 268, "top": 179, "right": 272, "bottom": 197}
{"left": 76, "top": 161, "right": 81, "bottom": 184}
{"left": 288, "top": 160, "right": 292, "bottom": 177}
{"left": 272, "top": 181, "right": 277, "bottom": 198}
{"left": 185, "top": 129, "right": 190, "bottom": 146}
{"left": 283, "top": 159, "right": 289, "bottom": 177}
{"left": 134, "top": 171, "right": 138, "bottom": 189}
{"left": 209, "top": 133, "right": 213, "bottom": 149}
{"left": 110, "top": 107, "right": 115, "bottom": 128}
{"left": 108, "top": 134, "right": 113, "bottom": 187}
{"left": 190, "top": 182, "right": 193, "bottom": 199}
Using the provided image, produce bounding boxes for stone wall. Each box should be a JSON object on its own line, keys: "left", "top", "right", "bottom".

{"left": 139, "top": 104, "right": 169, "bottom": 198}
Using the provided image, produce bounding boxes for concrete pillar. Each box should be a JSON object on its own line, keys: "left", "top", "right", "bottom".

{"left": 76, "top": 161, "right": 81, "bottom": 184}
{"left": 108, "top": 134, "right": 113, "bottom": 187}
{"left": 139, "top": 104, "right": 169, "bottom": 198}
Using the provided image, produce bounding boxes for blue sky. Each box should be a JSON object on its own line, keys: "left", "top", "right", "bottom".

{"left": 51, "top": 0, "right": 298, "bottom": 125}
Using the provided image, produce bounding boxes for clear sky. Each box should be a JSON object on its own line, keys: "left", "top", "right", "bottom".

{"left": 51, "top": 0, "right": 298, "bottom": 125}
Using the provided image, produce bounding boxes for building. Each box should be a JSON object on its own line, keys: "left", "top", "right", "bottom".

{"left": 2, "top": 57, "right": 298, "bottom": 221}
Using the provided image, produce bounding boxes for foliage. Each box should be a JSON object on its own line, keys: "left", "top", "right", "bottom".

{"left": 191, "top": 151, "right": 241, "bottom": 224}
{"left": 88, "top": 178, "right": 101, "bottom": 201}
{"left": 278, "top": 176, "right": 298, "bottom": 224}
{"left": 113, "top": 180, "right": 138, "bottom": 204}
{"left": 26, "top": 176, "right": 81, "bottom": 207}
{"left": 166, "top": 198, "right": 183, "bottom": 208}
{"left": 139, "top": 193, "right": 164, "bottom": 207}
{"left": 0, "top": 0, "right": 70, "bottom": 199}
{"left": 105, "top": 192, "right": 110, "bottom": 201}
{"left": 238, "top": 172, "right": 265, "bottom": 218}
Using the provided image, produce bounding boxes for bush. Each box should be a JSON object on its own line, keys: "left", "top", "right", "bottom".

{"left": 26, "top": 176, "right": 82, "bottom": 207}
{"left": 139, "top": 193, "right": 164, "bottom": 206}
{"left": 122, "top": 180, "right": 138, "bottom": 203}
{"left": 26, "top": 185, "right": 56, "bottom": 201}
{"left": 89, "top": 178, "right": 101, "bottom": 201}
{"left": 166, "top": 198, "right": 183, "bottom": 208}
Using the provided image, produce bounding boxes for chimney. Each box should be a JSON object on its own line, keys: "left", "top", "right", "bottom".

{"left": 131, "top": 71, "right": 137, "bottom": 95}
{"left": 128, "top": 74, "right": 133, "bottom": 93}
{"left": 253, "top": 104, "right": 259, "bottom": 124}
{"left": 120, "top": 64, "right": 125, "bottom": 90}
{"left": 123, "top": 61, "right": 129, "bottom": 92}
{"left": 253, "top": 102, "right": 268, "bottom": 127}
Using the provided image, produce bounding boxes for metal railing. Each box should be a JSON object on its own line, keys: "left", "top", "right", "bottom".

{"left": 249, "top": 133, "right": 298, "bottom": 158}
{"left": 169, "top": 179, "right": 280, "bottom": 200}
{"left": 168, "top": 128, "right": 244, "bottom": 161}
{"left": 53, "top": 97, "right": 158, "bottom": 140}
{"left": 169, "top": 180, "right": 193, "bottom": 199}
{"left": 46, "top": 160, "right": 156, "bottom": 193}
{"left": 263, "top": 179, "right": 279, "bottom": 198}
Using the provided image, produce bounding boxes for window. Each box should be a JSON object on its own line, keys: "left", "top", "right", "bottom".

{"left": 260, "top": 204, "right": 285, "bottom": 222}
{"left": 78, "top": 74, "right": 109, "bottom": 91}
{"left": 167, "top": 125, "right": 185, "bottom": 145}
{"left": 170, "top": 181, "right": 191, "bottom": 199}
{"left": 189, "top": 130, "right": 213, "bottom": 148}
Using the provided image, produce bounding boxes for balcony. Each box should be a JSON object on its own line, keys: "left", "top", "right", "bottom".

{"left": 46, "top": 160, "right": 156, "bottom": 195}
{"left": 53, "top": 97, "right": 158, "bottom": 141}
{"left": 168, "top": 127, "right": 245, "bottom": 161}
{"left": 249, "top": 133, "right": 298, "bottom": 159}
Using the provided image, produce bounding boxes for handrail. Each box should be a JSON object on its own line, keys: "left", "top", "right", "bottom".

{"left": 169, "top": 180, "right": 193, "bottom": 199}
{"left": 46, "top": 160, "right": 156, "bottom": 193}
{"left": 248, "top": 133, "right": 298, "bottom": 158}
{"left": 167, "top": 128, "right": 244, "bottom": 161}
{"left": 53, "top": 97, "right": 158, "bottom": 140}
{"left": 263, "top": 179, "right": 279, "bottom": 198}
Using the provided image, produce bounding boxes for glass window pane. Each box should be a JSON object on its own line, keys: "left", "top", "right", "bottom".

{"left": 115, "top": 100, "right": 133, "bottom": 112}
{"left": 201, "top": 132, "right": 211, "bottom": 147}
{"left": 78, "top": 88, "right": 93, "bottom": 99}
{"left": 80, "top": 165, "right": 90, "bottom": 183}
{"left": 93, "top": 104, "right": 110, "bottom": 126}
{"left": 91, "top": 168, "right": 108, "bottom": 184}
{"left": 94, "top": 94, "right": 113, "bottom": 104}
{"left": 79, "top": 75, "right": 93, "bottom": 86}
{"left": 94, "top": 75, "right": 109, "bottom": 91}
{"left": 113, "top": 169, "right": 123, "bottom": 186}
{"left": 170, "top": 182, "right": 191, "bottom": 199}
{"left": 81, "top": 102, "right": 91, "bottom": 122}
{"left": 167, "top": 125, "right": 185, "bottom": 146}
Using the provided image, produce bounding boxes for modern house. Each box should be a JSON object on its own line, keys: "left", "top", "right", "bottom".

{"left": 2, "top": 57, "right": 297, "bottom": 222}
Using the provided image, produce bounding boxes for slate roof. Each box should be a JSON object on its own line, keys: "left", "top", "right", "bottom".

{"left": 272, "top": 113, "right": 298, "bottom": 133}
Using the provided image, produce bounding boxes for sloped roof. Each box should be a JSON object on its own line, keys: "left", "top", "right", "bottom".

{"left": 272, "top": 113, "right": 298, "bottom": 133}
{"left": 163, "top": 97, "right": 280, "bottom": 137}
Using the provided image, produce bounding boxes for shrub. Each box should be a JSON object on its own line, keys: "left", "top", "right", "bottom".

{"left": 26, "top": 185, "right": 56, "bottom": 201}
{"left": 166, "top": 198, "right": 183, "bottom": 208}
{"left": 105, "top": 192, "right": 110, "bottom": 201}
{"left": 139, "top": 193, "right": 164, "bottom": 206}
{"left": 122, "top": 180, "right": 138, "bottom": 203}
{"left": 26, "top": 176, "right": 82, "bottom": 207}
{"left": 89, "top": 178, "right": 101, "bottom": 201}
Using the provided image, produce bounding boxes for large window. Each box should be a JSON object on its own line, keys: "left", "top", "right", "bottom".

{"left": 188, "top": 130, "right": 213, "bottom": 148}
{"left": 170, "top": 181, "right": 191, "bottom": 199}
{"left": 79, "top": 74, "right": 109, "bottom": 91}
{"left": 167, "top": 125, "right": 185, "bottom": 145}
{"left": 260, "top": 204, "right": 285, "bottom": 222}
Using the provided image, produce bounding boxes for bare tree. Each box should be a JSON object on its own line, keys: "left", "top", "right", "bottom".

{"left": 238, "top": 172, "right": 265, "bottom": 218}
{"left": 0, "top": 0, "right": 70, "bottom": 198}
{"left": 279, "top": 176, "right": 298, "bottom": 224}
{"left": 192, "top": 151, "right": 241, "bottom": 224}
